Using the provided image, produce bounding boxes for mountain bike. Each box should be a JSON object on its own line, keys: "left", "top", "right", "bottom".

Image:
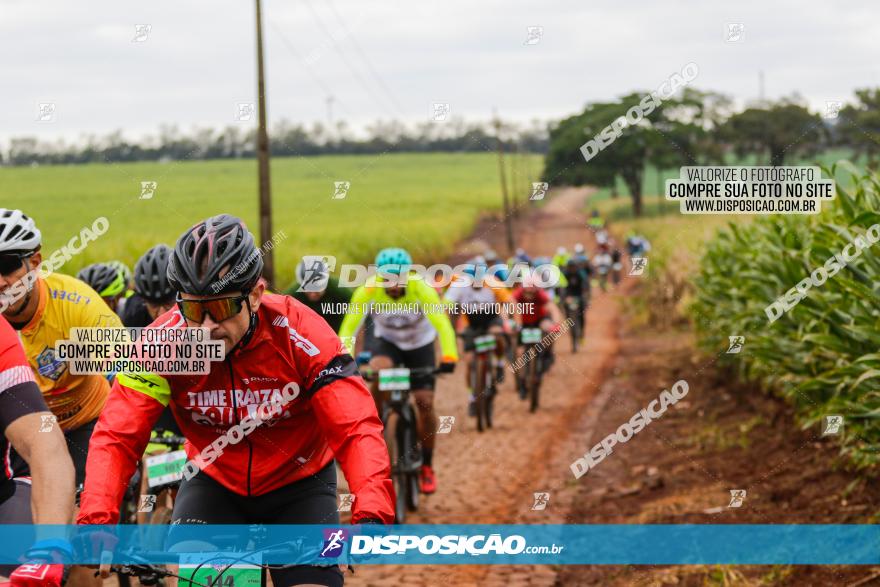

{"left": 98, "top": 529, "right": 368, "bottom": 587}
{"left": 517, "top": 327, "right": 548, "bottom": 413}
{"left": 611, "top": 256, "right": 623, "bottom": 285}
{"left": 360, "top": 363, "right": 439, "bottom": 524}
{"left": 596, "top": 263, "right": 610, "bottom": 292}
{"left": 462, "top": 332, "right": 499, "bottom": 433}
{"left": 563, "top": 295, "right": 583, "bottom": 352}
{"left": 141, "top": 433, "right": 187, "bottom": 522}
{"left": 116, "top": 432, "right": 186, "bottom": 587}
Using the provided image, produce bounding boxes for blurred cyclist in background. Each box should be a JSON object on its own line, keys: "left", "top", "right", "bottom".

{"left": 109, "top": 257, "right": 151, "bottom": 327}
{"left": 552, "top": 246, "right": 570, "bottom": 268}
{"left": 593, "top": 242, "right": 613, "bottom": 291}
{"left": 131, "top": 244, "right": 176, "bottom": 324}
{"left": 286, "top": 257, "right": 351, "bottom": 332}
{"left": 508, "top": 247, "right": 530, "bottom": 267}
{"left": 483, "top": 249, "right": 510, "bottom": 283}
{"left": 532, "top": 256, "right": 564, "bottom": 302}
{"left": 107, "top": 260, "right": 134, "bottom": 311}
{"left": 76, "top": 262, "right": 127, "bottom": 314}
{"left": 511, "top": 273, "right": 564, "bottom": 397}
{"left": 571, "top": 242, "right": 592, "bottom": 308}
{"left": 339, "top": 247, "right": 458, "bottom": 494}
{"left": 587, "top": 209, "right": 605, "bottom": 232}
{"left": 445, "top": 259, "right": 512, "bottom": 416}
{"left": 610, "top": 239, "right": 624, "bottom": 285}
{"left": 561, "top": 257, "right": 590, "bottom": 335}
{"left": 626, "top": 233, "right": 652, "bottom": 259}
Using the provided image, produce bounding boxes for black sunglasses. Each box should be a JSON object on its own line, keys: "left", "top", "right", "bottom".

{"left": 176, "top": 294, "right": 249, "bottom": 324}
{"left": 0, "top": 253, "right": 32, "bottom": 277}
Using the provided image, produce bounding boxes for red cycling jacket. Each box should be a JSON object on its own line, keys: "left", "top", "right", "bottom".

{"left": 77, "top": 293, "right": 394, "bottom": 524}
{"left": 512, "top": 287, "right": 551, "bottom": 325}
{"left": 0, "top": 315, "right": 48, "bottom": 486}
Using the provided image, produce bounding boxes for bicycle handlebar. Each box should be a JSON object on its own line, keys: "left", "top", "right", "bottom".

{"left": 360, "top": 365, "right": 441, "bottom": 381}
{"left": 148, "top": 435, "right": 186, "bottom": 447}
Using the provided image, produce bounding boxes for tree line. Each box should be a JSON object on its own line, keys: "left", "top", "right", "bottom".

{"left": 543, "top": 88, "right": 880, "bottom": 216}
{"left": 1, "top": 118, "right": 549, "bottom": 166}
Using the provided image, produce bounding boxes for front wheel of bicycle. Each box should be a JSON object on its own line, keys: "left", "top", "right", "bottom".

{"left": 485, "top": 368, "right": 495, "bottom": 430}
{"left": 383, "top": 409, "right": 407, "bottom": 523}
{"left": 401, "top": 404, "right": 421, "bottom": 512}
{"left": 527, "top": 353, "right": 540, "bottom": 413}
{"left": 475, "top": 356, "right": 489, "bottom": 433}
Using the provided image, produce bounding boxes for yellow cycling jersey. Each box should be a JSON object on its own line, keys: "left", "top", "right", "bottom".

{"left": 18, "top": 272, "right": 122, "bottom": 431}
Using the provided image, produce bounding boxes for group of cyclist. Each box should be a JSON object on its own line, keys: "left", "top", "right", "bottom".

{"left": 0, "top": 204, "right": 648, "bottom": 586}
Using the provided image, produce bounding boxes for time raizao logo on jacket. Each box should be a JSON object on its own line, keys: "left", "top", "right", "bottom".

{"left": 183, "top": 380, "right": 301, "bottom": 427}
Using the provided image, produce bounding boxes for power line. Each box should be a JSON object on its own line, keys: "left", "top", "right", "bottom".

{"left": 269, "top": 21, "right": 354, "bottom": 121}
{"left": 323, "top": 0, "right": 406, "bottom": 115}
{"left": 300, "top": 0, "right": 399, "bottom": 118}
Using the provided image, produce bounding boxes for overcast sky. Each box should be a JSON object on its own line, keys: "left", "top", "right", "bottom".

{"left": 1, "top": 0, "right": 877, "bottom": 145}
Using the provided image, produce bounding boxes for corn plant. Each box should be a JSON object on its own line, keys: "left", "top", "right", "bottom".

{"left": 691, "top": 165, "right": 880, "bottom": 467}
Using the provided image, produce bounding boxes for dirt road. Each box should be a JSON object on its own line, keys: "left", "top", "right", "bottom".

{"left": 344, "top": 187, "right": 632, "bottom": 586}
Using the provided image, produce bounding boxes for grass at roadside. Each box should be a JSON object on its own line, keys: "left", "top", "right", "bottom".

{"left": 2, "top": 152, "right": 542, "bottom": 287}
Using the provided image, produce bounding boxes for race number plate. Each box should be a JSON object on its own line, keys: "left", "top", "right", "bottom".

{"left": 179, "top": 553, "right": 262, "bottom": 586}
{"left": 145, "top": 449, "right": 187, "bottom": 488}
{"left": 378, "top": 368, "right": 410, "bottom": 391}
{"left": 521, "top": 328, "right": 543, "bottom": 344}
{"left": 474, "top": 335, "right": 497, "bottom": 352}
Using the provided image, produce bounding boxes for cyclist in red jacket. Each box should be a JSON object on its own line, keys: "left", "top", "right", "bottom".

{"left": 0, "top": 314, "right": 75, "bottom": 587}
{"left": 77, "top": 215, "right": 394, "bottom": 587}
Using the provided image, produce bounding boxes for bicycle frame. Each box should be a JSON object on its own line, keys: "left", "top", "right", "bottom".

{"left": 517, "top": 327, "right": 546, "bottom": 412}
{"left": 469, "top": 332, "right": 499, "bottom": 432}
{"left": 361, "top": 365, "right": 436, "bottom": 523}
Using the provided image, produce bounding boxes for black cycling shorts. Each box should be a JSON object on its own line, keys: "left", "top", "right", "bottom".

{"left": 168, "top": 460, "right": 343, "bottom": 587}
{"left": 367, "top": 337, "right": 436, "bottom": 390}
{"left": 11, "top": 418, "right": 96, "bottom": 487}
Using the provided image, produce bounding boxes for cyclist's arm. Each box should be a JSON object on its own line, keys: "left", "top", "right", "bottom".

{"left": 77, "top": 373, "right": 167, "bottom": 524}
{"left": 415, "top": 280, "right": 458, "bottom": 361}
{"left": 293, "top": 307, "right": 395, "bottom": 524}
{"left": 6, "top": 413, "right": 75, "bottom": 525}
{"left": 0, "top": 316, "right": 75, "bottom": 525}
{"left": 337, "top": 285, "right": 371, "bottom": 350}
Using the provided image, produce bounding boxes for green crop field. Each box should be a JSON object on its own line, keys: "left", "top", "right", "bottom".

{"left": 2, "top": 153, "right": 541, "bottom": 288}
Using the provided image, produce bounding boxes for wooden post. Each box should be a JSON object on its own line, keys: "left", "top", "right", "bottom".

{"left": 255, "top": 0, "right": 274, "bottom": 286}
{"left": 494, "top": 113, "right": 515, "bottom": 255}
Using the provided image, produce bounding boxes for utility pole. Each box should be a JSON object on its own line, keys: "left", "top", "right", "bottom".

{"left": 255, "top": 0, "right": 274, "bottom": 286}
{"left": 511, "top": 140, "right": 521, "bottom": 217}
{"left": 493, "top": 111, "right": 515, "bottom": 255}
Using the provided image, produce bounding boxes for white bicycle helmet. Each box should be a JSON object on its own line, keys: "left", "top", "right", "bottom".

{"left": 0, "top": 209, "right": 41, "bottom": 252}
